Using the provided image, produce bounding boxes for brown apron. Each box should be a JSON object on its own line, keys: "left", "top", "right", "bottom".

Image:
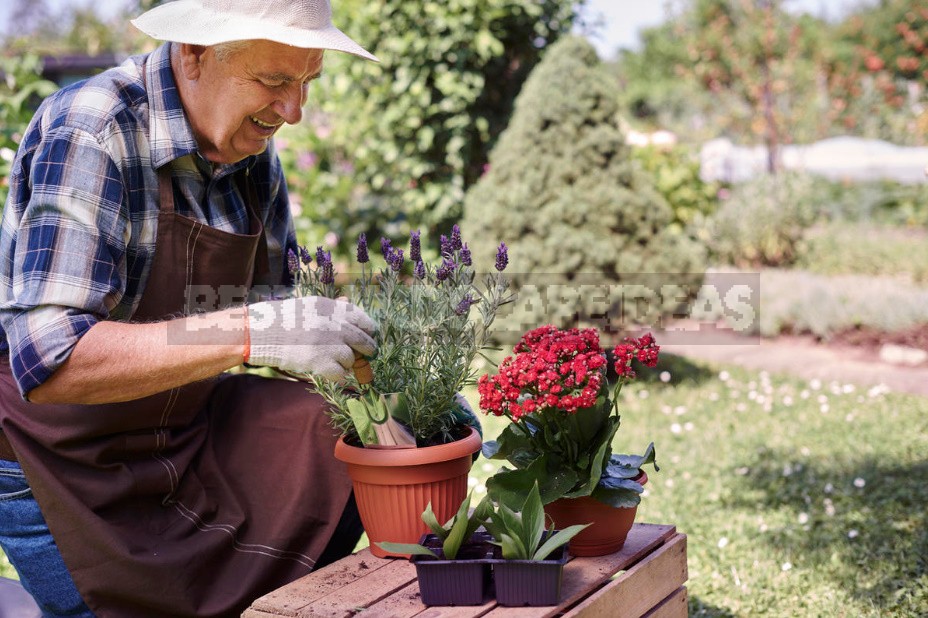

{"left": 0, "top": 166, "right": 352, "bottom": 617}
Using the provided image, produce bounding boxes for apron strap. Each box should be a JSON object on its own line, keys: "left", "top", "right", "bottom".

{"left": 157, "top": 168, "right": 175, "bottom": 214}
{"left": 236, "top": 170, "right": 270, "bottom": 279}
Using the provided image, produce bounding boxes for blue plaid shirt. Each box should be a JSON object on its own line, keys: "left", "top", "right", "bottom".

{"left": 0, "top": 43, "right": 296, "bottom": 397}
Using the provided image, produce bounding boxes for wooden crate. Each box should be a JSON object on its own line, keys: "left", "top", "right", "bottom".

{"left": 243, "top": 523, "right": 687, "bottom": 618}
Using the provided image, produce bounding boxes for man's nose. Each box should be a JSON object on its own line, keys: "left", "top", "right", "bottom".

{"left": 273, "top": 82, "right": 305, "bottom": 125}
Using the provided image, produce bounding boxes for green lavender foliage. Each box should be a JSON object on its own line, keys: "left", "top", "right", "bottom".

{"left": 461, "top": 36, "right": 706, "bottom": 333}
{"left": 295, "top": 235, "right": 514, "bottom": 444}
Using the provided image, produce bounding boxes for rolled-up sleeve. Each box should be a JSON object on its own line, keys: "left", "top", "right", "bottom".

{"left": 0, "top": 126, "right": 128, "bottom": 396}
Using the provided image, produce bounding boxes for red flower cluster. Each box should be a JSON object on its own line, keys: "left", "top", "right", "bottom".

{"left": 612, "top": 333, "right": 660, "bottom": 379}
{"left": 478, "top": 325, "right": 607, "bottom": 419}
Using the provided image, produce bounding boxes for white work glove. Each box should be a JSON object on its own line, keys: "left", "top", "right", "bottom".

{"left": 246, "top": 296, "right": 376, "bottom": 379}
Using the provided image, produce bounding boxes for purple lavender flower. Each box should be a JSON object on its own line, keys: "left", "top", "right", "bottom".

{"left": 450, "top": 224, "right": 462, "bottom": 251}
{"left": 315, "top": 246, "right": 327, "bottom": 266}
{"left": 380, "top": 237, "right": 392, "bottom": 258}
{"left": 454, "top": 294, "right": 477, "bottom": 316}
{"left": 287, "top": 249, "right": 299, "bottom": 275}
{"left": 495, "top": 242, "right": 509, "bottom": 272}
{"left": 320, "top": 251, "right": 335, "bottom": 285}
{"left": 299, "top": 247, "right": 312, "bottom": 265}
{"left": 414, "top": 260, "right": 426, "bottom": 280}
{"left": 356, "top": 233, "right": 369, "bottom": 264}
{"left": 435, "top": 258, "right": 455, "bottom": 282}
{"left": 387, "top": 248, "right": 404, "bottom": 272}
{"left": 409, "top": 230, "right": 421, "bottom": 263}
{"left": 459, "top": 242, "right": 472, "bottom": 266}
{"left": 439, "top": 234, "right": 451, "bottom": 257}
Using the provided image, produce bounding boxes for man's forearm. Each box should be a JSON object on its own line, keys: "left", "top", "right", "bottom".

{"left": 28, "top": 308, "right": 246, "bottom": 405}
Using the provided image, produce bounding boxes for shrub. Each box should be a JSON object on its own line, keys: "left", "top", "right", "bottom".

{"left": 694, "top": 267, "right": 928, "bottom": 339}
{"left": 461, "top": 36, "right": 706, "bottom": 335}
{"left": 796, "top": 223, "right": 928, "bottom": 283}
{"left": 707, "top": 173, "right": 818, "bottom": 268}
{"left": 630, "top": 144, "right": 721, "bottom": 233}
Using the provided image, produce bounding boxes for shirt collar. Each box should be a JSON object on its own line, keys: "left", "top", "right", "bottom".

{"left": 145, "top": 43, "right": 249, "bottom": 177}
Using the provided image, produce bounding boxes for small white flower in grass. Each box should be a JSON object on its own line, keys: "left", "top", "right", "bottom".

{"left": 709, "top": 392, "right": 720, "bottom": 401}
{"left": 842, "top": 384, "right": 856, "bottom": 394}
{"left": 797, "top": 512, "right": 809, "bottom": 524}
{"left": 748, "top": 391, "right": 758, "bottom": 401}
{"left": 674, "top": 406, "right": 687, "bottom": 416}
{"left": 810, "top": 378, "right": 822, "bottom": 390}
{"left": 664, "top": 478, "right": 675, "bottom": 488}
{"left": 0, "top": 147, "right": 15, "bottom": 162}
{"left": 759, "top": 522, "right": 768, "bottom": 533}
{"left": 640, "top": 489, "right": 649, "bottom": 498}
{"left": 661, "top": 405, "right": 673, "bottom": 415}
{"left": 659, "top": 371, "right": 671, "bottom": 383}
{"left": 717, "top": 537, "right": 729, "bottom": 549}
{"left": 730, "top": 390, "right": 741, "bottom": 399}
{"left": 324, "top": 231, "right": 339, "bottom": 246}
{"left": 854, "top": 477, "right": 866, "bottom": 488}
{"left": 824, "top": 483, "right": 834, "bottom": 494}
{"left": 670, "top": 423, "right": 682, "bottom": 434}
{"left": 748, "top": 381, "right": 757, "bottom": 390}
{"left": 468, "top": 477, "right": 478, "bottom": 487}
{"left": 800, "top": 389, "right": 810, "bottom": 399}
{"left": 475, "top": 484, "right": 487, "bottom": 494}
{"left": 756, "top": 395, "right": 766, "bottom": 405}
{"left": 824, "top": 499, "right": 836, "bottom": 517}
{"left": 480, "top": 463, "right": 495, "bottom": 473}
{"left": 671, "top": 455, "right": 681, "bottom": 464}
{"left": 684, "top": 422, "right": 694, "bottom": 431}
{"left": 845, "top": 413, "right": 855, "bottom": 422}
{"left": 682, "top": 471, "right": 692, "bottom": 480}
{"left": 736, "top": 402, "right": 747, "bottom": 412}
{"left": 800, "top": 447, "right": 811, "bottom": 456}
{"left": 820, "top": 403, "right": 830, "bottom": 414}
{"left": 781, "top": 562, "right": 792, "bottom": 572}
{"left": 638, "top": 389, "right": 649, "bottom": 399}
{"left": 735, "top": 466, "right": 750, "bottom": 476}
{"left": 719, "top": 370, "right": 730, "bottom": 381}
{"left": 817, "top": 394, "right": 828, "bottom": 404}
{"left": 782, "top": 395, "right": 794, "bottom": 406}
{"left": 782, "top": 464, "right": 794, "bottom": 477}
{"left": 848, "top": 529, "right": 859, "bottom": 539}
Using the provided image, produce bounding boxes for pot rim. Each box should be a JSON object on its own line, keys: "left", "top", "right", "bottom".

{"left": 333, "top": 426, "right": 481, "bottom": 466}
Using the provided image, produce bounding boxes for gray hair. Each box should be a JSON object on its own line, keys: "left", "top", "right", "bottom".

{"left": 213, "top": 40, "right": 253, "bottom": 62}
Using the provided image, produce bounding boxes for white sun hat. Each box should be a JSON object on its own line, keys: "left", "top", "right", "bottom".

{"left": 131, "top": 0, "right": 378, "bottom": 62}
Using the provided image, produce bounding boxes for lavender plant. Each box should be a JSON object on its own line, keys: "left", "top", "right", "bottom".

{"left": 289, "top": 226, "right": 514, "bottom": 447}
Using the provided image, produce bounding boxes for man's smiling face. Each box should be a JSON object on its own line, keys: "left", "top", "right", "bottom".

{"left": 176, "top": 40, "right": 324, "bottom": 164}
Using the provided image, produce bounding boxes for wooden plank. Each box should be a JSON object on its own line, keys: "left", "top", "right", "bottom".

{"left": 242, "top": 609, "right": 282, "bottom": 618}
{"left": 359, "top": 581, "right": 496, "bottom": 618}
{"left": 296, "top": 558, "right": 418, "bottom": 617}
{"left": 480, "top": 524, "right": 677, "bottom": 618}
{"left": 248, "top": 550, "right": 400, "bottom": 616}
{"left": 641, "top": 587, "right": 688, "bottom": 618}
{"left": 562, "top": 533, "right": 688, "bottom": 618}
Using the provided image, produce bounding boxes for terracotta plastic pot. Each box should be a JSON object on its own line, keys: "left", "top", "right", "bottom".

{"left": 543, "top": 471, "right": 648, "bottom": 557}
{"left": 333, "top": 427, "right": 482, "bottom": 558}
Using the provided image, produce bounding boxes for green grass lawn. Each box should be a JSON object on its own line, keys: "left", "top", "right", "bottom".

{"left": 4, "top": 355, "right": 926, "bottom": 617}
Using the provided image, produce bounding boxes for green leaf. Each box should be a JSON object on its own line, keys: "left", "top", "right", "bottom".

{"left": 533, "top": 524, "right": 590, "bottom": 561}
{"left": 421, "top": 502, "right": 447, "bottom": 540}
{"left": 375, "top": 542, "right": 439, "bottom": 557}
{"left": 442, "top": 502, "right": 471, "bottom": 560}
{"left": 499, "top": 532, "right": 527, "bottom": 561}
{"left": 345, "top": 398, "right": 378, "bottom": 445}
{"left": 520, "top": 483, "right": 546, "bottom": 559}
{"left": 591, "top": 478, "right": 644, "bottom": 508}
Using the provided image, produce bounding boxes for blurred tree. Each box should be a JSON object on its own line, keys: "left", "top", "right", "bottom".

{"left": 673, "top": 0, "right": 823, "bottom": 172}
{"left": 301, "top": 0, "right": 580, "bottom": 256}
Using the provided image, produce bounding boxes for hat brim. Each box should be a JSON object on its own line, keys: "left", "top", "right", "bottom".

{"left": 131, "top": 0, "right": 378, "bottom": 62}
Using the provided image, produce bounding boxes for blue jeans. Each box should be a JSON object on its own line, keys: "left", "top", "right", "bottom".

{"left": 0, "top": 459, "right": 95, "bottom": 617}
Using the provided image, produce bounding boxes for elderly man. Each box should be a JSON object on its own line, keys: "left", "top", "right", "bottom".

{"left": 0, "top": 1, "right": 378, "bottom": 616}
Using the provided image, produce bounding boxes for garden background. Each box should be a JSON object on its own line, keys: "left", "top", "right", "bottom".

{"left": 1, "top": 0, "right": 926, "bottom": 615}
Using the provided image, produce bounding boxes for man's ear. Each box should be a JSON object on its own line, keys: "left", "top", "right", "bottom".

{"left": 177, "top": 44, "right": 208, "bottom": 80}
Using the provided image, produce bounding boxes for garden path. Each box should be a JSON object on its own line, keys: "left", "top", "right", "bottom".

{"left": 659, "top": 325, "right": 928, "bottom": 397}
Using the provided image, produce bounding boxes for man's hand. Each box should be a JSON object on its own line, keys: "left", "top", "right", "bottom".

{"left": 247, "top": 296, "right": 376, "bottom": 379}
